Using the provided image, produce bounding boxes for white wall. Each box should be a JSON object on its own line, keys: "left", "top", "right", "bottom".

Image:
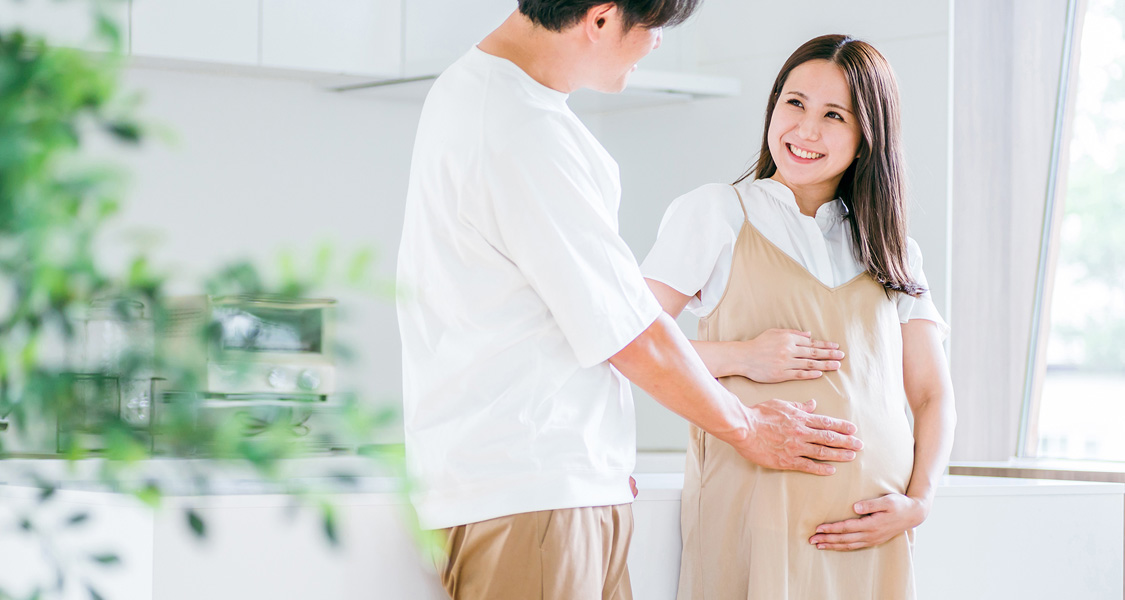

{"left": 88, "top": 0, "right": 952, "bottom": 450}
{"left": 92, "top": 67, "right": 424, "bottom": 441}
{"left": 600, "top": 0, "right": 953, "bottom": 449}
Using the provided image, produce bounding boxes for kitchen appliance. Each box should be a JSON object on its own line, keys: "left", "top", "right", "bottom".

{"left": 160, "top": 295, "right": 337, "bottom": 399}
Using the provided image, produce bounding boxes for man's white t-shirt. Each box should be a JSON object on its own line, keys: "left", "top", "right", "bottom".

{"left": 641, "top": 178, "right": 949, "bottom": 336}
{"left": 397, "top": 47, "right": 663, "bottom": 530}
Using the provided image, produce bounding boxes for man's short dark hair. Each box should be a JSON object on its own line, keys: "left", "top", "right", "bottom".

{"left": 517, "top": 0, "right": 701, "bottom": 32}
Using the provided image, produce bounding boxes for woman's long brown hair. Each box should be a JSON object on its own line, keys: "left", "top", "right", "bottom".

{"left": 735, "top": 34, "right": 925, "bottom": 297}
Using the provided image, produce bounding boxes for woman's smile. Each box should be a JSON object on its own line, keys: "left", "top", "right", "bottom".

{"left": 786, "top": 142, "right": 825, "bottom": 161}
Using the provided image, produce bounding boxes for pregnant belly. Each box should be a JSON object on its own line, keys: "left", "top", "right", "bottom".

{"left": 719, "top": 376, "right": 916, "bottom": 536}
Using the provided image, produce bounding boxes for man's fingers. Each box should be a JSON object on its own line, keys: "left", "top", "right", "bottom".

{"left": 802, "top": 412, "right": 860, "bottom": 439}
{"left": 804, "top": 428, "right": 861, "bottom": 453}
{"left": 789, "top": 457, "right": 836, "bottom": 476}
{"left": 795, "top": 398, "right": 817, "bottom": 413}
{"left": 802, "top": 443, "right": 856, "bottom": 463}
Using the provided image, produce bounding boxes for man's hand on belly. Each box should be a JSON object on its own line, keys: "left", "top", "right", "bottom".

{"left": 738, "top": 398, "right": 863, "bottom": 476}
{"left": 808, "top": 493, "right": 927, "bottom": 551}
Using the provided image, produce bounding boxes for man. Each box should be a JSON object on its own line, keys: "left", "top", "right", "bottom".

{"left": 396, "top": 2, "right": 863, "bottom": 598}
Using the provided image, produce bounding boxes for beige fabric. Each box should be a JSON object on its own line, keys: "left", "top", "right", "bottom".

{"left": 678, "top": 186, "right": 916, "bottom": 600}
{"left": 439, "top": 504, "right": 634, "bottom": 600}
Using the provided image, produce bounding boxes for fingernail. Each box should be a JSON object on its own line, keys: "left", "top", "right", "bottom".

{"left": 846, "top": 451, "right": 856, "bottom": 460}
{"left": 854, "top": 503, "right": 863, "bottom": 512}
{"left": 817, "top": 544, "right": 826, "bottom": 550}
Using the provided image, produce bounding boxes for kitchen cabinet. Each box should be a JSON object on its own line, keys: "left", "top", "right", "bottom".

{"left": 400, "top": 0, "right": 514, "bottom": 76}
{"left": 0, "top": 0, "right": 128, "bottom": 53}
{"left": 1, "top": 456, "right": 1121, "bottom": 600}
{"left": 130, "top": 0, "right": 260, "bottom": 65}
{"left": 260, "top": 0, "right": 402, "bottom": 77}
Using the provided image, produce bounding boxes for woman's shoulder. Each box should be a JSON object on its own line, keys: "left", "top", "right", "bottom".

{"left": 905, "top": 236, "right": 925, "bottom": 272}
{"left": 661, "top": 182, "right": 746, "bottom": 233}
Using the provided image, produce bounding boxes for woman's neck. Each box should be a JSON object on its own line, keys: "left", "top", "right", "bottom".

{"left": 769, "top": 173, "right": 838, "bottom": 217}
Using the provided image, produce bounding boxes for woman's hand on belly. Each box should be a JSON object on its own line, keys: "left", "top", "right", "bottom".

{"left": 735, "top": 329, "right": 845, "bottom": 383}
{"left": 807, "top": 493, "right": 927, "bottom": 551}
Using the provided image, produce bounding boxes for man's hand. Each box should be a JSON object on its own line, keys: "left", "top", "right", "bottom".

{"left": 808, "top": 493, "right": 927, "bottom": 551}
{"left": 732, "top": 399, "right": 862, "bottom": 476}
{"left": 738, "top": 329, "right": 844, "bottom": 383}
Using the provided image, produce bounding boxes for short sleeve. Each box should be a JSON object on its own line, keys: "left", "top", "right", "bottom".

{"left": 482, "top": 118, "right": 662, "bottom": 368}
{"left": 640, "top": 184, "right": 743, "bottom": 317}
{"left": 896, "top": 237, "right": 950, "bottom": 340}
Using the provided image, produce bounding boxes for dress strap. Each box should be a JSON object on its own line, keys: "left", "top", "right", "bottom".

{"left": 730, "top": 184, "right": 750, "bottom": 222}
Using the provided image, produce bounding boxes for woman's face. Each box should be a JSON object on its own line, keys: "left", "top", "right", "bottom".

{"left": 767, "top": 59, "right": 862, "bottom": 194}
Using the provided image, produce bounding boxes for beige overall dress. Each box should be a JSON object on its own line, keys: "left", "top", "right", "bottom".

{"left": 677, "top": 186, "right": 916, "bottom": 600}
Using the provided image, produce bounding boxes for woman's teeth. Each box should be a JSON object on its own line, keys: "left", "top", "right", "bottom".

{"left": 788, "top": 144, "right": 824, "bottom": 160}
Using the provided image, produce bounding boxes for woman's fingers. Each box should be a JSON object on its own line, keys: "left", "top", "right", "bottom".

{"left": 792, "top": 358, "right": 841, "bottom": 371}
{"left": 788, "top": 331, "right": 840, "bottom": 350}
{"left": 815, "top": 541, "right": 871, "bottom": 551}
{"left": 793, "top": 345, "right": 846, "bottom": 361}
{"left": 809, "top": 531, "right": 868, "bottom": 546}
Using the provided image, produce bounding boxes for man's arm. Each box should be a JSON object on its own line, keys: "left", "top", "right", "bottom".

{"left": 610, "top": 312, "right": 862, "bottom": 475}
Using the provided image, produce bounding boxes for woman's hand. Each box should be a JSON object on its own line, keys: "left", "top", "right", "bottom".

{"left": 738, "top": 329, "right": 844, "bottom": 383}
{"left": 808, "top": 493, "right": 928, "bottom": 551}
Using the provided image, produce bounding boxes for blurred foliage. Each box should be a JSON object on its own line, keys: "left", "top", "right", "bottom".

{"left": 0, "top": 2, "right": 404, "bottom": 599}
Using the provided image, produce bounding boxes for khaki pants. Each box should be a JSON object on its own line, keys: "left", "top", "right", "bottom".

{"left": 438, "top": 504, "right": 634, "bottom": 600}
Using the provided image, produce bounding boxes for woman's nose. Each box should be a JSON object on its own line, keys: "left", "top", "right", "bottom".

{"left": 797, "top": 114, "right": 820, "bottom": 141}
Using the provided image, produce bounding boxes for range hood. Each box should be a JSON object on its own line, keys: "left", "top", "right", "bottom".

{"left": 330, "top": 69, "right": 742, "bottom": 113}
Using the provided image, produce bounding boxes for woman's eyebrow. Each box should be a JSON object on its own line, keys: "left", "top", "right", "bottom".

{"left": 786, "top": 90, "right": 854, "bottom": 115}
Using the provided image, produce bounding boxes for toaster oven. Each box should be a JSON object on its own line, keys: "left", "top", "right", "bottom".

{"left": 160, "top": 295, "right": 336, "bottom": 399}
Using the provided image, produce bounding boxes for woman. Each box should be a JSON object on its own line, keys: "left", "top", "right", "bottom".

{"left": 640, "top": 35, "right": 957, "bottom": 599}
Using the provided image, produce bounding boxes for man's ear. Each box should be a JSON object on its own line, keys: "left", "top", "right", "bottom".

{"left": 583, "top": 2, "right": 620, "bottom": 41}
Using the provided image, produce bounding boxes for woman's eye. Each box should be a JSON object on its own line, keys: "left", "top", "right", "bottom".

{"left": 826, "top": 111, "right": 844, "bottom": 121}
{"left": 786, "top": 98, "right": 803, "bottom": 108}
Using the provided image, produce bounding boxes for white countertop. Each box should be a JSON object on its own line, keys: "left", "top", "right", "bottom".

{"left": 2, "top": 452, "right": 1121, "bottom": 502}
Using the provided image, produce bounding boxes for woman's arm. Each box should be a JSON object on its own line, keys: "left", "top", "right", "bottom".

{"left": 646, "top": 278, "right": 843, "bottom": 383}
{"left": 809, "top": 318, "right": 957, "bottom": 550}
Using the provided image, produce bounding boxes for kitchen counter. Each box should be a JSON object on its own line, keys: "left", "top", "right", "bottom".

{"left": 1, "top": 454, "right": 1122, "bottom": 599}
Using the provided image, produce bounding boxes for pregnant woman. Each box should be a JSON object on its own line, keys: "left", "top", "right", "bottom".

{"left": 640, "top": 35, "right": 957, "bottom": 599}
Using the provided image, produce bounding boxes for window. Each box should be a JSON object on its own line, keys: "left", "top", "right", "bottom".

{"left": 1029, "top": 0, "right": 1125, "bottom": 461}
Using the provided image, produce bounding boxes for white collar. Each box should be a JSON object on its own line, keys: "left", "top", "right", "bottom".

{"left": 752, "top": 178, "right": 848, "bottom": 232}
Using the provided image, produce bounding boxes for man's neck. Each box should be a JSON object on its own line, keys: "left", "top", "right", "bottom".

{"left": 477, "top": 11, "right": 588, "bottom": 93}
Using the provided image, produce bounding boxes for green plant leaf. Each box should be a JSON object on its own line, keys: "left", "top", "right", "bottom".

{"left": 186, "top": 509, "right": 206, "bottom": 539}
{"left": 133, "top": 483, "right": 162, "bottom": 508}
{"left": 321, "top": 502, "right": 339, "bottom": 547}
{"left": 90, "top": 553, "right": 120, "bottom": 566}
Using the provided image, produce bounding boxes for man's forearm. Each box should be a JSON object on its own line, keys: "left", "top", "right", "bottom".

{"left": 610, "top": 313, "right": 751, "bottom": 443}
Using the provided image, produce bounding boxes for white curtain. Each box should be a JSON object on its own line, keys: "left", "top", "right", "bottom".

{"left": 950, "top": 0, "right": 1085, "bottom": 461}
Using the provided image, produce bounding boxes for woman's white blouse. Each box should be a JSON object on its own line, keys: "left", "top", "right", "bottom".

{"left": 640, "top": 177, "right": 950, "bottom": 339}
